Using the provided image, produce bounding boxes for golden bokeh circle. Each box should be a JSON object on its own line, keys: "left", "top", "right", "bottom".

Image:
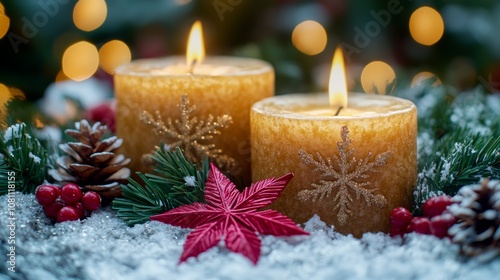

{"left": 99, "top": 40, "right": 132, "bottom": 74}
{"left": 0, "top": 13, "right": 9, "bottom": 39}
{"left": 73, "top": 0, "right": 108, "bottom": 32}
{"left": 361, "top": 61, "right": 396, "bottom": 94}
{"left": 62, "top": 41, "right": 99, "bottom": 81}
{"left": 292, "top": 20, "right": 328, "bottom": 56}
{"left": 409, "top": 6, "right": 444, "bottom": 46}
{"left": 411, "top": 71, "right": 441, "bottom": 88}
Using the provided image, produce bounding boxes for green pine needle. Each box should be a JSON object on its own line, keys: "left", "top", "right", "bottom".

{"left": 112, "top": 145, "right": 209, "bottom": 226}
{"left": 413, "top": 87, "right": 500, "bottom": 212}
{"left": 419, "top": 133, "right": 499, "bottom": 194}
{"left": 0, "top": 123, "right": 48, "bottom": 195}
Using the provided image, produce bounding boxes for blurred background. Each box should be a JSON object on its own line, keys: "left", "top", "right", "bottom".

{"left": 1, "top": 0, "right": 500, "bottom": 104}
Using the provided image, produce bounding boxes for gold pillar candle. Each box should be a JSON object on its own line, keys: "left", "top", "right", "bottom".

{"left": 114, "top": 21, "right": 273, "bottom": 184}
{"left": 251, "top": 47, "right": 416, "bottom": 237}
{"left": 251, "top": 93, "right": 417, "bottom": 237}
{"left": 115, "top": 56, "right": 274, "bottom": 184}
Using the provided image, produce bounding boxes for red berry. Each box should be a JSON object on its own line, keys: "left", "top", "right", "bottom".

{"left": 390, "top": 228, "right": 405, "bottom": 237}
{"left": 81, "top": 191, "right": 101, "bottom": 211}
{"left": 60, "top": 183, "right": 82, "bottom": 205}
{"left": 35, "top": 185, "right": 59, "bottom": 206}
{"left": 390, "top": 207, "right": 413, "bottom": 230}
{"left": 407, "top": 217, "right": 431, "bottom": 234}
{"left": 74, "top": 202, "right": 86, "bottom": 219}
{"left": 43, "top": 201, "right": 65, "bottom": 220}
{"left": 50, "top": 185, "right": 61, "bottom": 196}
{"left": 57, "top": 206, "right": 80, "bottom": 222}
{"left": 422, "top": 196, "right": 453, "bottom": 218}
{"left": 430, "top": 213, "right": 458, "bottom": 238}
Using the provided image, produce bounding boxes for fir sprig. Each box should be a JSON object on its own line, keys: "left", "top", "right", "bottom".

{"left": 0, "top": 123, "right": 48, "bottom": 195}
{"left": 417, "top": 133, "right": 500, "bottom": 204}
{"left": 412, "top": 86, "right": 500, "bottom": 211}
{"left": 112, "top": 146, "right": 209, "bottom": 226}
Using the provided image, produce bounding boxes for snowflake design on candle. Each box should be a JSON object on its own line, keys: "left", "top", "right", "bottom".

{"left": 140, "top": 95, "right": 236, "bottom": 169}
{"left": 297, "top": 126, "right": 391, "bottom": 226}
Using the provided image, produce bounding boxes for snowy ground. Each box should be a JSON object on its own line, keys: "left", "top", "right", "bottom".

{"left": 1, "top": 194, "right": 499, "bottom": 280}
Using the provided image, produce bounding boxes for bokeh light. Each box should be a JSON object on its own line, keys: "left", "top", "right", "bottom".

{"left": 292, "top": 20, "right": 327, "bottom": 55}
{"left": 0, "top": 4, "right": 10, "bottom": 39}
{"left": 409, "top": 7, "right": 444, "bottom": 46}
{"left": 99, "top": 40, "right": 132, "bottom": 74}
{"left": 1, "top": 84, "right": 25, "bottom": 127}
{"left": 411, "top": 71, "right": 441, "bottom": 88}
{"left": 361, "top": 61, "right": 396, "bottom": 94}
{"left": 0, "top": 83, "right": 10, "bottom": 106}
{"left": 0, "top": 84, "right": 25, "bottom": 102}
{"left": 0, "top": 83, "right": 9, "bottom": 128}
{"left": 73, "top": 0, "right": 107, "bottom": 32}
{"left": 62, "top": 41, "right": 99, "bottom": 81}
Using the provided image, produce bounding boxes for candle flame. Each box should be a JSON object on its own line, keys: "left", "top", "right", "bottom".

{"left": 186, "top": 20, "right": 205, "bottom": 66}
{"left": 329, "top": 46, "right": 348, "bottom": 108}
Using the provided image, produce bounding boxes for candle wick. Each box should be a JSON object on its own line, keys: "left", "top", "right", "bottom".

{"left": 188, "top": 59, "right": 197, "bottom": 74}
{"left": 334, "top": 106, "right": 343, "bottom": 116}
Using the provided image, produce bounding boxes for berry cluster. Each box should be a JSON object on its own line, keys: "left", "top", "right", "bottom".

{"left": 35, "top": 183, "right": 101, "bottom": 223}
{"left": 390, "top": 196, "right": 457, "bottom": 238}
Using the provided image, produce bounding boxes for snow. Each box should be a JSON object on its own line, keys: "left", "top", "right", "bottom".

{"left": 29, "top": 152, "right": 41, "bottom": 164}
{"left": 3, "top": 124, "right": 22, "bottom": 142}
{"left": 416, "top": 131, "right": 434, "bottom": 161}
{"left": 183, "top": 176, "right": 196, "bottom": 187}
{"left": 440, "top": 160, "right": 452, "bottom": 183}
{"left": 1, "top": 194, "right": 499, "bottom": 280}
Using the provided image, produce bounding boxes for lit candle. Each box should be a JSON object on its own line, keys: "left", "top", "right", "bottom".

{"left": 115, "top": 21, "right": 274, "bottom": 184}
{"left": 251, "top": 47, "right": 417, "bottom": 237}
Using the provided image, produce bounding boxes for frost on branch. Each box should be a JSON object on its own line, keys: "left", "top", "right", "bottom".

{"left": 297, "top": 126, "right": 390, "bottom": 226}
{"left": 140, "top": 95, "right": 236, "bottom": 170}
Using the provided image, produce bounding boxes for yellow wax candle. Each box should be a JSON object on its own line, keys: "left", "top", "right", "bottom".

{"left": 251, "top": 47, "right": 417, "bottom": 237}
{"left": 114, "top": 22, "right": 273, "bottom": 184}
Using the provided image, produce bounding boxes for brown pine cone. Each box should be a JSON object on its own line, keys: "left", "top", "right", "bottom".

{"left": 49, "top": 120, "right": 130, "bottom": 198}
{"left": 448, "top": 179, "right": 500, "bottom": 261}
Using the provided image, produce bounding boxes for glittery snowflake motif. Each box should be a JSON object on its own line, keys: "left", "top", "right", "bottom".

{"left": 140, "top": 95, "right": 236, "bottom": 169}
{"left": 297, "top": 126, "right": 390, "bottom": 226}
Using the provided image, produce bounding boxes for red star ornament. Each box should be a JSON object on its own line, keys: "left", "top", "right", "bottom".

{"left": 150, "top": 163, "right": 309, "bottom": 264}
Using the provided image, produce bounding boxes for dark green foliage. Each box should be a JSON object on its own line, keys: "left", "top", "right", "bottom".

{"left": 416, "top": 133, "right": 500, "bottom": 207}
{"left": 112, "top": 146, "right": 209, "bottom": 226}
{"left": 0, "top": 123, "right": 48, "bottom": 195}
{"left": 413, "top": 86, "right": 500, "bottom": 211}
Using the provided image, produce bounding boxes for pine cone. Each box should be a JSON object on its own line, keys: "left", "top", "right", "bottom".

{"left": 49, "top": 120, "right": 130, "bottom": 198}
{"left": 448, "top": 179, "right": 500, "bottom": 261}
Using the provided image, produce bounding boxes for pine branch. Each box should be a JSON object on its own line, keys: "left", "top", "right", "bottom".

{"left": 416, "top": 132, "right": 500, "bottom": 210}
{"left": 415, "top": 86, "right": 456, "bottom": 143}
{"left": 0, "top": 123, "right": 48, "bottom": 195}
{"left": 112, "top": 146, "right": 209, "bottom": 226}
{"left": 412, "top": 87, "right": 500, "bottom": 213}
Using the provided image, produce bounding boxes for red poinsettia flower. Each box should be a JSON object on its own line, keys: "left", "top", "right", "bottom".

{"left": 150, "top": 163, "right": 309, "bottom": 264}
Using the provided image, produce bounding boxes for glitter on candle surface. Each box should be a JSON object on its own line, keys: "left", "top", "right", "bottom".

{"left": 140, "top": 95, "right": 235, "bottom": 169}
{"left": 298, "top": 126, "right": 390, "bottom": 226}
